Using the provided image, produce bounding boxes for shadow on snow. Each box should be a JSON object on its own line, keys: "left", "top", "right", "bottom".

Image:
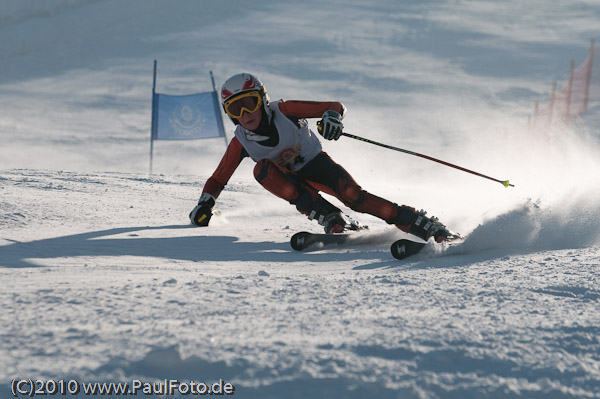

{"left": 0, "top": 225, "right": 390, "bottom": 268}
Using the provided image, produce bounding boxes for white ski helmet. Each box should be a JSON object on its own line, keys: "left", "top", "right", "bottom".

{"left": 221, "top": 73, "right": 271, "bottom": 124}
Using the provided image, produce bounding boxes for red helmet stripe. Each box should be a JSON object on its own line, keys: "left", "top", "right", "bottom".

{"left": 221, "top": 88, "right": 233, "bottom": 100}
{"left": 241, "top": 77, "right": 256, "bottom": 91}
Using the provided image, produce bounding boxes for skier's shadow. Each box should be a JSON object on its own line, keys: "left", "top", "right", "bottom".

{"left": 0, "top": 225, "right": 280, "bottom": 268}
{"left": 0, "top": 225, "right": 387, "bottom": 268}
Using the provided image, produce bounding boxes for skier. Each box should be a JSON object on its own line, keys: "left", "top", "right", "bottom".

{"left": 189, "top": 73, "right": 450, "bottom": 242}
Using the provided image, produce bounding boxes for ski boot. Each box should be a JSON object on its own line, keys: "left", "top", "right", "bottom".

{"left": 322, "top": 212, "right": 348, "bottom": 234}
{"left": 306, "top": 197, "right": 361, "bottom": 234}
{"left": 407, "top": 210, "right": 451, "bottom": 243}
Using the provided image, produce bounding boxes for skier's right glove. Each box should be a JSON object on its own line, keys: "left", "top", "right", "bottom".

{"left": 317, "top": 110, "right": 344, "bottom": 141}
{"left": 189, "top": 193, "right": 215, "bottom": 226}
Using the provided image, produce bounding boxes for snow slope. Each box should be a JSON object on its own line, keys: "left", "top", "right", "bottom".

{"left": 2, "top": 169, "right": 600, "bottom": 399}
{"left": 1, "top": 1, "right": 600, "bottom": 398}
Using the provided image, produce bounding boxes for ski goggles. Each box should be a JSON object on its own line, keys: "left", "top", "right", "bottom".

{"left": 223, "top": 91, "right": 263, "bottom": 119}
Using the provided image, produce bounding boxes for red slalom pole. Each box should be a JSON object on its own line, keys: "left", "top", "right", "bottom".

{"left": 342, "top": 132, "right": 514, "bottom": 188}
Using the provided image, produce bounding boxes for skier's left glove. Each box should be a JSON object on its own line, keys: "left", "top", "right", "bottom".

{"left": 189, "top": 193, "right": 215, "bottom": 226}
{"left": 317, "top": 110, "right": 344, "bottom": 141}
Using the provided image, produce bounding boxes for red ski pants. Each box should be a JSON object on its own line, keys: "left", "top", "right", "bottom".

{"left": 253, "top": 152, "right": 417, "bottom": 227}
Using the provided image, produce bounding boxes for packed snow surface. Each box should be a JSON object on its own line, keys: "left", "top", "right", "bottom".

{"left": 1, "top": 0, "right": 600, "bottom": 398}
{"left": 1, "top": 169, "right": 600, "bottom": 398}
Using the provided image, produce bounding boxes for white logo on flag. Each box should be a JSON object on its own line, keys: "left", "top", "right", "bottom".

{"left": 168, "top": 103, "right": 207, "bottom": 138}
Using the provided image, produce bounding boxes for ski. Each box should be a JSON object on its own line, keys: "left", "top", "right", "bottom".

{"left": 390, "top": 239, "right": 426, "bottom": 260}
{"left": 390, "top": 234, "right": 464, "bottom": 260}
{"left": 290, "top": 231, "right": 355, "bottom": 251}
{"left": 291, "top": 229, "right": 464, "bottom": 259}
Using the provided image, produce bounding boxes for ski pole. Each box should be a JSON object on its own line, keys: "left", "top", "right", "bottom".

{"left": 342, "top": 132, "right": 514, "bottom": 188}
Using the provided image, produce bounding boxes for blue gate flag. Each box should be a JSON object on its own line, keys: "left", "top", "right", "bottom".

{"left": 149, "top": 61, "right": 228, "bottom": 174}
{"left": 151, "top": 91, "right": 225, "bottom": 140}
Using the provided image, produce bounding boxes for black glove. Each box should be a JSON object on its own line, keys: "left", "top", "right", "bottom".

{"left": 189, "top": 193, "right": 215, "bottom": 226}
{"left": 317, "top": 110, "right": 344, "bottom": 141}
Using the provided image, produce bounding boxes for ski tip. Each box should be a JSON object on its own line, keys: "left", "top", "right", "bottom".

{"left": 390, "top": 239, "right": 426, "bottom": 260}
{"left": 290, "top": 231, "right": 311, "bottom": 251}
